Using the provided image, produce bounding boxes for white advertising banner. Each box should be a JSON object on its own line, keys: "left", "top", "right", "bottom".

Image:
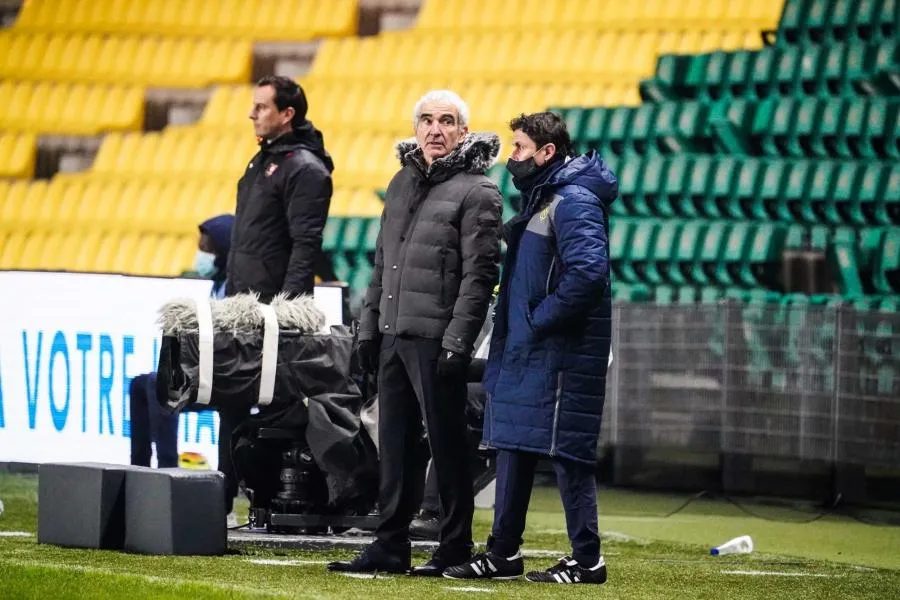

{"left": 0, "top": 271, "right": 344, "bottom": 469}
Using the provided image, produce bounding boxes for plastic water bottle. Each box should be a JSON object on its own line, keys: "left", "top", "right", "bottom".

{"left": 710, "top": 535, "right": 753, "bottom": 556}
{"left": 0, "top": 498, "right": 4, "bottom": 517}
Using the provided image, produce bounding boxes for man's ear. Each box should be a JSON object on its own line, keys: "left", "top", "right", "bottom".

{"left": 543, "top": 142, "right": 557, "bottom": 162}
{"left": 282, "top": 106, "right": 296, "bottom": 125}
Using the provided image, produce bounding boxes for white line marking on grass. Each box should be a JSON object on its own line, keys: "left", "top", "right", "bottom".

{"left": 0, "top": 531, "right": 32, "bottom": 537}
{"left": 721, "top": 569, "right": 835, "bottom": 578}
{"left": 444, "top": 586, "right": 494, "bottom": 593}
{"left": 340, "top": 572, "right": 394, "bottom": 580}
{"left": 0, "top": 558, "right": 292, "bottom": 598}
{"left": 245, "top": 558, "right": 328, "bottom": 566}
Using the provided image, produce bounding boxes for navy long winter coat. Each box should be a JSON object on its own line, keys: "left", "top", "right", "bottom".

{"left": 482, "top": 152, "right": 617, "bottom": 465}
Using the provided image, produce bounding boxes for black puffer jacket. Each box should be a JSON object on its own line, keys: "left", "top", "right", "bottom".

{"left": 226, "top": 121, "right": 334, "bottom": 302}
{"left": 359, "top": 133, "right": 503, "bottom": 356}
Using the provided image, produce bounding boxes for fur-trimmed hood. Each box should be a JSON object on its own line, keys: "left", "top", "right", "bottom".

{"left": 158, "top": 293, "right": 325, "bottom": 337}
{"left": 395, "top": 132, "right": 500, "bottom": 177}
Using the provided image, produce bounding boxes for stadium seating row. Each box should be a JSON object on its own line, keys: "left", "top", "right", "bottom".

{"left": 490, "top": 154, "right": 899, "bottom": 226}
{"left": 0, "top": 32, "right": 251, "bottom": 87}
{"left": 556, "top": 97, "right": 900, "bottom": 161}
{"left": 773, "top": 0, "right": 897, "bottom": 45}
{"left": 12, "top": 0, "right": 358, "bottom": 41}
{"left": 0, "top": 229, "right": 195, "bottom": 276}
{"left": 201, "top": 81, "right": 639, "bottom": 136}
{"left": 0, "top": 132, "right": 36, "bottom": 178}
{"left": 643, "top": 38, "right": 898, "bottom": 101}
{"left": 0, "top": 178, "right": 382, "bottom": 235}
{"left": 415, "top": 0, "right": 784, "bottom": 31}
{"left": 307, "top": 30, "right": 765, "bottom": 84}
{"left": 91, "top": 129, "right": 407, "bottom": 190}
{"left": 0, "top": 81, "right": 144, "bottom": 134}
{"left": 609, "top": 218, "right": 898, "bottom": 295}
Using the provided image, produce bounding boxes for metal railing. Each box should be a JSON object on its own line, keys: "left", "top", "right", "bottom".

{"left": 603, "top": 302, "right": 900, "bottom": 470}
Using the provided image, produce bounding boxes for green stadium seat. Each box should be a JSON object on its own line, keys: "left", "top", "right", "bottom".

{"left": 676, "top": 286, "right": 698, "bottom": 305}
{"left": 884, "top": 101, "right": 900, "bottom": 160}
{"left": 700, "top": 286, "right": 722, "bottom": 304}
{"left": 672, "top": 220, "right": 708, "bottom": 286}
{"left": 745, "top": 223, "right": 788, "bottom": 288}
{"left": 805, "top": 0, "right": 836, "bottom": 42}
{"left": 819, "top": 161, "right": 856, "bottom": 225}
{"left": 691, "top": 221, "right": 730, "bottom": 285}
{"left": 709, "top": 98, "right": 755, "bottom": 154}
{"left": 810, "top": 98, "right": 847, "bottom": 158}
{"left": 558, "top": 107, "right": 587, "bottom": 142}
{"left": 615, "top": 157, "right": 646, "bottom": 216}
{"left": 331, "top": 252, "right": 352, "bottom": 282}
{"left": 340, "top": 217, "right": 365, "bottom": 252}
{"left": 322, "top": 218, "right": 344, "bottom": 252}
{"left": 725, "top": 50, "right": 754, "bottom": 97}
{"left": 873, "top": 163, "right": 899, "bottom": 225}
{"left": 640, "top": 54, "right": 687, "bottom": 102}
{"left": 852, "top": 98, "right": 890, "bottom": 159}
{"left": 683, "top": 53, "right": 710, "bottom": 99}
{"left": 629, "top": 103, "right": 658, "bottom": 154}
{"left": 684, "top": 154, "right": 713, "bottom": 218}
{"left": 651, "top": 101, "right": 685, "bottom": 152}
{"left": 755, "top": 159, "right": 789, "bottom": 221}
{"left": 612, "top": 282, "right": 652, "bottom": 302}
{"left": 709, "top": 155, "right": 740, "bottom": 219}
{"left": 638, "top": 155, "right": 666, "bottom": 217}
{"left": 718, "top": 220, "right": 754, "bottom": 286}
{"left": 829, "top": 228, "right": 865, "bottom": 297}
{"left": 750, "top": 47, "right": 780, "bottom": 98}
{"left": 754, "top": 97, "right": 794, "bottom": 157}
{"left": 734, "top": 157, "right": 764, "bottom": 220}
{"left": 581, "top": 107, "right": 608, "bottom": 150}
{"left": 774, "top": 46, "right": 803, "bottom": 96}
{"left": 609, "top": 219, "right": 634, "bottom": 281}
{"left": 876, "top": 0, "right": 897, "bottom": 39}
{"left": 362, "top": 218, "right": 380, "bottom": 252}
{"left": 841, "top": 99, "right": 869, "bottom": 158}
{"left": 626, "top": 219, "right": 659, "bottom": 284}
{"left": 653, "top": 285, "right": 677, "bottom": 304}
{"left": 603, "top": 107, "right": 632, "bottom": 155}
{"left": 790, "top": 97, "right": 823, "bottom": 158}
{"left": 797, "top": 45, "right": 827, "bottom": 96}
{"left": 701, "top": 51, "right": 731, "bottom": 100}
{"left": 776, "top": 0, "right": 811, "bottom": 44}
{"left": 778, "top": 160, "right": 813, "bottom": 222}
{"left": 803, "top": 161, "right": 834, "bottom": 224}
{"left": 658, "top": 155, "right": 690, "bottom": 218}
{"left": 350, "top": 257, "right": 374, "bottom": 293}
{"left": 873, "top": 228, "right": 899, "bottom": 294}
{"left": 828, "top": 0, "right": 860, "bottom": 42}
{"left": 645, "top": 219, "right": 681, "bottom": 285}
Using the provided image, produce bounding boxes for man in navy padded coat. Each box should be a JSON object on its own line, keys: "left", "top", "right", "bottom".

{"left": 445, "top": 112, "right": 617, "bottom": 585}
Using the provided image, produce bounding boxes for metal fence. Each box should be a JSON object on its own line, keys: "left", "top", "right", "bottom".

{"left": 604, "top": 302, "right": 900, "bottom": 471}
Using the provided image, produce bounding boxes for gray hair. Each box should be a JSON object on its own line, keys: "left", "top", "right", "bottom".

{"left": 412, "top": 89, "right": 470, "bottom": 129}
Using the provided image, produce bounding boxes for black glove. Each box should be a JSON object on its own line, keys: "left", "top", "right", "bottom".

{"left": 358, "top": 339, "right": 380, "bottom": 374}
{"left": 436, "top": 348, "right": 470, "bottom": 378}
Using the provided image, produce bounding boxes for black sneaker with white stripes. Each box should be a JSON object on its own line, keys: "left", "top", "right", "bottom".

{"left": 442, "top": 552, "right": 524, "bottom": 580}
{"left": 525, "top": 556, "right": 607, "bottom": 584}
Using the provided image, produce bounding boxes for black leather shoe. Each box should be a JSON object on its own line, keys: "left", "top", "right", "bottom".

{"left": 409, "top": 557, "right": 469, "bottom": 577}
{"left": 327, "top": 542, "right": 410, "bottom": 574}
{"left": 409, "top": 513, "right": 440, "bottom": 541}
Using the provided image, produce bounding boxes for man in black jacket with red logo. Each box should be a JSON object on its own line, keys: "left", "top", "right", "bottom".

{"left": 222, "top": 76, "right": 333, "bottom": 521}
{"left": 227, "top": 75, "right": 334, "bottom": 302}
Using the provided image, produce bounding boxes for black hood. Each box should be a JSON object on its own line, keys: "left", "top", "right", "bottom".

{"left": 264, "top": 120, "right": 334, "bottom": 173}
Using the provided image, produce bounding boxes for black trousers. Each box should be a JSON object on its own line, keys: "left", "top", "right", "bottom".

{"left": 376, "top": 335, "right": 474, "bottom": 562}
{"left": 130, "top": 373, "right": 179, "bottom": 468}
{"left": 490, "top": 449, "right": 601, "bottom": 567}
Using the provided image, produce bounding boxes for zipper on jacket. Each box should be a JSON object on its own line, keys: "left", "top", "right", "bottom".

{"left": 440, "top": 248, "right": 447, "bottom": 304}
{"left": 549, "top": 371, "right": 563, "bottom": 456}
{"left": 545, "top": 256, "right": 556, "bottom": 297}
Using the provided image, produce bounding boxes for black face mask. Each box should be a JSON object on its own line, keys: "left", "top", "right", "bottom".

{"left": 506, "top": 156, "right": 540, "bottom": 181}
{"left": 507, "top": 145, "right": 554, "bottom": 191}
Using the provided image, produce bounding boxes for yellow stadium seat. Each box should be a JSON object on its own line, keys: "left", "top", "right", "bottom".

{"left": 19, "top": 231, "right": 49, "bottom": 270}
{"left": 0, "top": 180, "right": 30, "bottom": 225}
{"left": 15, "top": 0, "right": 358, "bottom": 41}
{"left": 0, "top": 133, "right": 37, "bottom": 179}
{"left": 0, "top": 231, "right": 28, "bottom": 269}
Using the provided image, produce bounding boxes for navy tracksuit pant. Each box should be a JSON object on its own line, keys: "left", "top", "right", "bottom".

{"left": 489, "top": 449, "right": 601, "bottom": 567}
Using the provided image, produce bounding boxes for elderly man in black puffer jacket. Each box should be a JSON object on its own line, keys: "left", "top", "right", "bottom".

{"left": 329, "top": 90, "right": 502, "bottom": 577}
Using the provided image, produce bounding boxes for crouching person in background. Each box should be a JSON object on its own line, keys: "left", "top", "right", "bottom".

{"left": 130, "top": 214, "right": 234, "bottom": 472}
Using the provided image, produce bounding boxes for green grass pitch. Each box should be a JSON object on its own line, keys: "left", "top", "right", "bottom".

{"left": 1, "top": 473, "right": 898, "bottom": 599}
